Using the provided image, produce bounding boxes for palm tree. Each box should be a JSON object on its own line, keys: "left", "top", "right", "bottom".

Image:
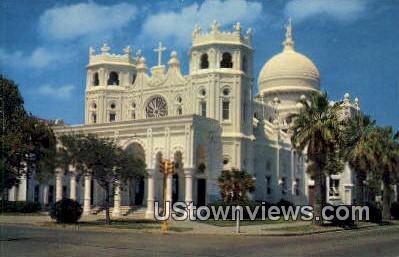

{"left": 290, "top": 92, "right": 343, "bottom": 225}
{"left": 360, "top": 127, "right": 399, "bottom": 220}
{"left": 342, "top": 114, "right": 376, "bottom": 205}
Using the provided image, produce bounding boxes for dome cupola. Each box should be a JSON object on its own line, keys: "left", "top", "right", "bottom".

{"left": 258, "top": 19, "right": 320, "bottom": 95}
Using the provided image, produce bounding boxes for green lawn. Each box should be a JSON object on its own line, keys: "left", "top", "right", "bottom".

{"left": 198, "top": 218, "right": 297, "bottom": 227}
{"left": 46, "top": 219, "right": 193, "bottom": 232}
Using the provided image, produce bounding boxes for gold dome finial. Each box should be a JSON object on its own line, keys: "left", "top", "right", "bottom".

{"left": 283, "top": 17, "right": 295, "bottom": 51}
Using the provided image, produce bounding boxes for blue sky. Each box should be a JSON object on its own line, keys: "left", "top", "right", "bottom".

{"left": 1, "top": 0, "right": 398, "bottom": 129}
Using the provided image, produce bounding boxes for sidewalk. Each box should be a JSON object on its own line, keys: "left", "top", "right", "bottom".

{"left": 0, "top": 213, "right": 387, "bottom": 236}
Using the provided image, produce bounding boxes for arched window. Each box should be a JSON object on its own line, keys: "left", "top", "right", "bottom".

{"left": 220, "top": 52, "right": 233, "bottom": 68}
{"left": 200, "top": 53, "right": 209, "bottom": 69}
{"left": 177, "top": 106, "right": 182, "bottom": 116}
{"left": 200, "top": 101, "right": 206, "bottom": 117}
{"left": 108, "top": 71, "right": 119, "bottom": 85}
{"left": 109, "top": 112, "right": 116, "bottom": 122}
{"left": 222, "top": 100, "right": 230, "bottom": 120}
{"left": 91, "top": 113, "right": 97, "bottom": 124}
{"left": 242, "top": 55, "right": 247, "bottom": 72}
{"left": 132, "top": 74, "right": 137, "bottom": 84}
{"left": 132, "top": 111, "right": 136, "bottom": 120}
{"left": 93, "top": 72, "right": 99, "bottom": 86}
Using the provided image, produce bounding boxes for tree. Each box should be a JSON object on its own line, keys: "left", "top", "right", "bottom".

{"left": 342, "top": 113, "right": 376, "bottom": 204}
{"left": 0, "top": 75, "right": 56, "bottom": 196}
{"left": 58, "top": 134, "right": 146, "bottom": 225}
{"left": 218, "top": 168, "right": 255, "bottom": 205}
{"left": 290, "top": 92, "right": 343, "bottom": 225}
{"left": 363, "top": 127, "right": 399, "bottom": 220}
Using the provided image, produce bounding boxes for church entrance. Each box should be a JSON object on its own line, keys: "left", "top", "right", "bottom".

{"left": 135, "top": 177, "right": 145, "bottom": 205}
{"left": 197, "top": 179, "right": 206, "bottom": 206}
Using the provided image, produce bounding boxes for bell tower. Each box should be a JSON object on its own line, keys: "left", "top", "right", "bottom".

{"left": 85, "top": 44, "right": 137, "bottom": 124}
{"left": 189, "top": 21, "right": 254, "bottom": 171}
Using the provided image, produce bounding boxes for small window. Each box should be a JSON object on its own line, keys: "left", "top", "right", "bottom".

{"left": 132, "top": 74, "right": 137, "bottom": 84}
{"left": 132, "top": 102, "right": 136, "bottom": 108}
{"left": 176, "top": 96, "right": 182, "bottom": 103}
{"left": 92, "top": 113, "right": 97, "bottom": 124}
{"left": 110, "top": 103, "right": 116, "bottom": 109}
{"left": 109, "top": 113, "right": 116, "bottom": 122}
{"left": 222, "top": 88, "right": 230, "bottom": 96}
{"left": 177, "top": 106, "right": 182, "bottom": 116}
{"left": 93, "top": 72, "right": 99, "bottom": 86}
{"left": 222, "top": 100, "right": 230, "bottom": 120}
{"left": 200, "top": 53, "right": 209, "bottom": 69}
{"left": 223, "top": 158, "right": 229, "bottom": 165}
{"left": 294, "top": 179, "right": 300, "bottom": 196}
{"left": 199, "top": 88, "right": 206, "bottom": 97}
{"left": 108, "top": 71, "right": 119, "bottom": 85}
{"left": 265, "top": 176, "right": 272, "bottom": 195}
{"left": 329, "top": 178, "right": 340, "bottom": 197}
{"left": 220, "top": 52, "right": 233, "bottom": 68}
{"left": 132, "top": 111, "right": 136, "bottom": 120}
{"left": 200, "top": 102, "right": 206, "bottom": 117}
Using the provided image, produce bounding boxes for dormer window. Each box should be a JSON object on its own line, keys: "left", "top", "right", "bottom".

{"left": 108, "top": 71, "right": 119, "bottom": 85}
{"left": 200, "top": 53, "right": 209, "bottom": 69}
{"left": 220, "top": 52, "right": 233, "bottom": 68}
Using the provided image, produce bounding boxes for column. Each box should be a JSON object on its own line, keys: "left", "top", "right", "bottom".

{"left": 8, "top": 187, "right": 16, "bottom": 201}
{"left": 166, "top": 174, "right": 173, "bottom": 203}
{"left": 184, "top": 168, "right": 194, "bottom": 204}
{"left": 112, "top": 181, "right": 121, "bottom": 217}
{"left": 17, "top": 175, "right": 27, "bottom": 201}
{"left": 83, "top": 174, "right": 92, "bottom": 216}
{"left": 55, "top": 170, "right": 63, "bottom": 202}
{"left": 70, "top": 174, "right": 77, "bottom": 200}
{"left": 41, "top": 185, "right": 49, "bottom": 205}
{"left": 145, "top": 169, "right": 155, "bottom": 219}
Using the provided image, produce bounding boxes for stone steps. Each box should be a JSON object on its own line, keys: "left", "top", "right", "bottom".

{"left": 90, "top": 206, "right": 146, "bottom": 219}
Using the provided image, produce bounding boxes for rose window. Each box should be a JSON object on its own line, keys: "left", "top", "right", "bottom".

{"left": 145, "top": 96, "right": 168, "bottom": 118}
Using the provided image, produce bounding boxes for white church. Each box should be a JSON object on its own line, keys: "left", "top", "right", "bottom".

{"left": 8, "top": 20, "right": 360, "bottom": 219}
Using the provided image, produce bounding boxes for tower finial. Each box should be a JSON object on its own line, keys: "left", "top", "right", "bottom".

{"left": 283, "top": 17, "right": 294, "bottom": 51}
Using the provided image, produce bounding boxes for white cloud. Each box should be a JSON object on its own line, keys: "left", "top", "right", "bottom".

{"left": 37, "top": 84, "right": 75, "bottom": 99}
{"left": 0, "top": 47, "right": 65, "bottom": 69}
{"left": 38, "top": 2, "right": 137, "bottom": 41}
{"left": 139, "top": 0, "right": 263, "bottom": 46}
{"left": 285, "top": 0, "right": 368, "bottom": 23}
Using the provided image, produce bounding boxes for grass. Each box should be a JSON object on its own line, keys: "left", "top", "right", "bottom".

{"left": 198, "top": 218, "right": 297, "bottom": 227}
{"left": 44, "top": 218, "right": 193, "bottom": 232}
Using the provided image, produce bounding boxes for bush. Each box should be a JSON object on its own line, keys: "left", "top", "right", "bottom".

{"left": 0, "top": 200, "right": 41, "bottom": 213}
{"left": 390, "top": 202, "right": 399, "bottom": 220}
{"left": 50, "top": 198, "right": 82, "bottom": 223}
{"left": 366, "top": 202, "right": 382, "bottom": 224}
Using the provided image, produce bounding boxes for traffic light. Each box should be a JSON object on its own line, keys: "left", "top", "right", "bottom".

{"left": 159, "top": 160, "right": 166, "bottom": 173}
{"left": 166, "top": 161, "right": 175, "bottom": 174}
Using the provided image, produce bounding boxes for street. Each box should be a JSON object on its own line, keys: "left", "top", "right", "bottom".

{"left": 0, "top": 224, "right": 399, "bottom": 257}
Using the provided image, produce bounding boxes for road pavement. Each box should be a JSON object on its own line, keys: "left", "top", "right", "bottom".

{"left": 1, "top": 224, "right": 398, "bottom": 257}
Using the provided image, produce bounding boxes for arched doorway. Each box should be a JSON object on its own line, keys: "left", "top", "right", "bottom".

{"left": 196, "top": 145, "right": 207, "bottom": 206}
{"left": 125, "top": 142, "right": 146, "bottom": 206}
{"left": 173, "top": 151, "right": 183, "bottom": 203}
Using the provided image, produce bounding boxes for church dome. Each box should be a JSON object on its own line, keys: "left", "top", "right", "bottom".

{"left": 258, "top": 21, "right": 320, "bottom": 95}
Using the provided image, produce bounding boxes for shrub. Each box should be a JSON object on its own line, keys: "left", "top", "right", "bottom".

{"left": 390, "top": 202, "right": 399, "bottom": 220}
{"left": 50, "top": 198, "right": 82, "bottom": 223}
{"left": 0, "top": 200, "right": 41, "bottom": 213}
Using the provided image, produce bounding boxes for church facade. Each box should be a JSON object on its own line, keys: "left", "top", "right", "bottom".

{"left": 8, "top": 21, "right": 360, "bottom": 218}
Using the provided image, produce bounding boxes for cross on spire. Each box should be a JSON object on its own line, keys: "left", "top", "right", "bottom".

{"left": 283, "top": 17, "right": 295, "bottom": 51}
{"left": 154, "top": 42, "right": 166, "bottom": 66}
